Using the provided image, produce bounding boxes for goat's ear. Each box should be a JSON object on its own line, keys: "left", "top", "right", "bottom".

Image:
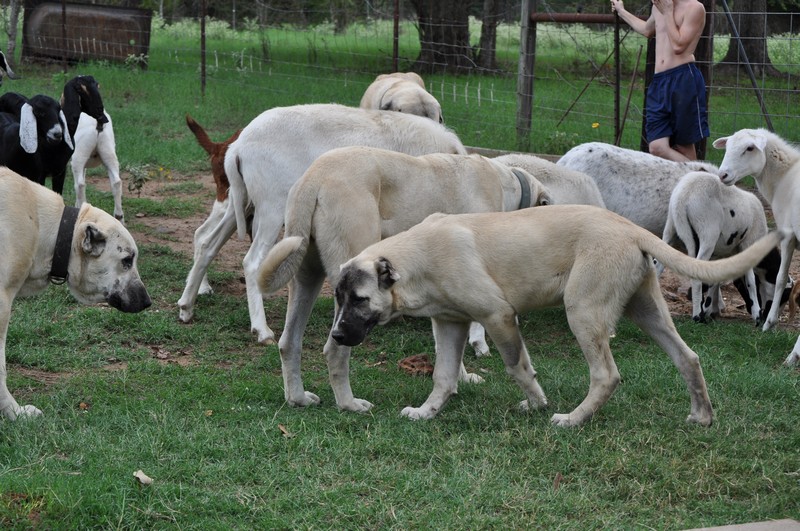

{"left": 19, "top": 103, "right": 37, "bottom": 153}
{"left": 712, "top": 137, "right": 728, "bottom": 150}
{"left": 59, "top": 110, "right": 74, "bottom": 150}
{"left": 81, "top": 224, "right": 107, "bottom": 257}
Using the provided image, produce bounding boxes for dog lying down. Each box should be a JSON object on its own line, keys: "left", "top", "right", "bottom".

{"left": 331, "top": 205, "right": 783, "bottom": 427}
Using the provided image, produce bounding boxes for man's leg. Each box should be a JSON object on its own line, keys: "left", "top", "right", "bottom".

{"left": 649, "top": 137, "right": 692, "bottom": 162}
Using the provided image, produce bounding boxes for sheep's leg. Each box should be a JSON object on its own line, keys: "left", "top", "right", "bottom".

{"left": 763, "top": 235, "right": 797, "bottom": 331}
{"left": 102, "top": 149, "right": 124, "bottom": 223}
{"left": 71, "top": 158, "right": 88, "bottom": 208}
{"left": 193, "top": 200, "right": 227, "bottom": 295}
{"left": 178, "top": 201, "right": 238, "bottom": 323}
{"left": 742, "top": 268, "right": 761, "bottom": 323}
{"left": 468, "top": 321, "right": 491, "bottom": 358}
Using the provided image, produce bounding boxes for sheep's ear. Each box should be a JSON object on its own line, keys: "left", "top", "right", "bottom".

{"left": 712, "top": 136, "right": 728, "bottom": 150}
{"left": 59, "top": 110, "right": 74, "bottom": 150}
{"left": 19, "top": 103, "right": 37, "bottom": 153}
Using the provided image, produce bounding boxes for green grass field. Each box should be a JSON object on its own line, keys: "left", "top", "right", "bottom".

{"left": 0, "top": 15, "right": 798, "bottom": 529}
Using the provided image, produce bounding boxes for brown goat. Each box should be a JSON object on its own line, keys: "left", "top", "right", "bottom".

{"left": 185, "top": 114, "right": 241, "bottom": 202}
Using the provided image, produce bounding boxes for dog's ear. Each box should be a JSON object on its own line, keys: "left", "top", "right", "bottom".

{"left": 59, "top": 110, "right": 74, "bottom": 150}
{"left": 376, "top": 257, "right": 399, "bottom": 289}
{"left": 19, "top": 102, "right": 37, "bottom": 153}
{"left": 81, "top": 224, "right": 107, "bottom": 257}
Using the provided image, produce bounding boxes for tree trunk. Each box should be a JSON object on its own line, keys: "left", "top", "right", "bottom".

{"left": 409, "top": 0, "right": 475, "bottom": 74}
{"left": 717, "top": 0, "right": 782, "bottom": 77}
{"left": 477, "top": 0, "right": 501, "bottom": 71}
{"left": 5, "top": 0, "right": 21, "bottom": 62}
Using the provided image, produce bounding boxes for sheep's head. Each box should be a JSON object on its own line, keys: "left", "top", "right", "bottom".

{"left": 714, "top": 129, "right": 768, "bottom": 186}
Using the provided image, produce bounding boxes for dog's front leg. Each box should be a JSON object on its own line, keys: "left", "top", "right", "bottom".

{"left": 401, "top": 319, "right": 468, "bottom": 420}
{"left": 0, "top": 329, "right": 42, "bottom": 420}
{"left": 785, "top": 335, "right": 800, "bottom": 367}
{"left": 324, "top": 337, "right": 373, "bottom": 412}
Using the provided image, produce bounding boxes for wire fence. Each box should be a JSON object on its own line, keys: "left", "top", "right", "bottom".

{"left": 6, "top": 1, "right": 800, "bottom": 161}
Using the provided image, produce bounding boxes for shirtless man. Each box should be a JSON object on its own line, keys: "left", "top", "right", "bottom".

{"left": 611, "top": 0, "right": 709, "bottom": 161}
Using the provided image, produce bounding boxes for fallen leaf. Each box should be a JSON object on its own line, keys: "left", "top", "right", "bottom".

{"left": 278, "top": 424, "right": 294, "bottom": 438}
{"left": 553, "top": 472, "right": 563, "bottom": 491}
{"left": 133, "top": 470, "right": 153, "bottom": 486}
{"left": 204, "top": 410, "right": 213, "bottom": 417}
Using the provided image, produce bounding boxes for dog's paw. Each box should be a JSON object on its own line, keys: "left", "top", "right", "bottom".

{"left": 400, "top": 406, "right": 434, "bottom": 420}
{"left": 7, "top": 404, "right": 43, "bottom": 421}
{"left": 287, "top": 392, "right": 321, "bottom": 408}
{"left": 784, "top": 351, "right": 800, "bottom": 367}
{"left": 550, "top": 413, "right": 579, "bottom": 427}
{"left": 459, "top": 371, "right": 484, "bottom": 384}
{"left": 339, "top": 398, "right": 374, "bottom": 413}
{"left": 518, "top": 397, "right": 547, "bottom": 412}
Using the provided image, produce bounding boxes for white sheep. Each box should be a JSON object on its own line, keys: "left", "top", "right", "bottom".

{"left": 71, "top": 111, "right": 122, "bottom": 222}
{"left": 714, "top": 128, "right": 800, "bottom": 337}
{"left": 179, "top": 103, "right": 467, "bottom": 345}
{"left": 360, "top": 72, "right": 442, "bottom": 124}
{"left": 660, "top": 170, "right": 768, "bottom": 323}
{"left": 558, "top": 141, "right": 788, "bottom": 322}
{"left": 493, "top": 153, "right": 605, "bottom": 207}
{"left": 557, "top": 142, "right": 716, "bottom": 234}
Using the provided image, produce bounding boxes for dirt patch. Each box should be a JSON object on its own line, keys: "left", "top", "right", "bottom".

{"left": 91, "top": 171, "right": 800, "bottom": 329}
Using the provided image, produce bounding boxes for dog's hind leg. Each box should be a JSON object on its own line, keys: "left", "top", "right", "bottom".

{"left": 0, "top": 301, "right": 42, "bottom": 420}
{"left": 625, "top": 272, "right": 714, "bottom": 426}
{"left": 401, "top": 318, "right": 470, "bottom": 419}
{"left": 279, "top": 266, "right": 326, "bottom": 408}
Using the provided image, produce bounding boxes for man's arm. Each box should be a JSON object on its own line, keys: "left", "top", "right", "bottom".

{"left": 610, "top": 0, "right": 655, "bottom": 37}
{"left": 653, "top": 0, "right": 706, "bottom": 54}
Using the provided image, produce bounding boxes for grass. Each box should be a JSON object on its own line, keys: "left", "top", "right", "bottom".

{"left": 0, "top": 14, "right": 798, "bottom": 529}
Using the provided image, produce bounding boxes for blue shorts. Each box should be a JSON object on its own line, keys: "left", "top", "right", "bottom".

{"left": 645, "top": 63, "right": 709, "bottom": 146}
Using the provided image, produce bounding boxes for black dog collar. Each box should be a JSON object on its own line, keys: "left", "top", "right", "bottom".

{"left": 512, "top": 169, "right": 532, "bottom": 209}
{"left": 50, "top": 206, "right": 80, "bottom": 284}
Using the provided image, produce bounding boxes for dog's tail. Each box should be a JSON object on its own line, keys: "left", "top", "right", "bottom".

{"left": 256, "top": 176, "right": 318, "bottom": 294}
{"left": 642, "top": 229, "right": 785, "bottom": 284}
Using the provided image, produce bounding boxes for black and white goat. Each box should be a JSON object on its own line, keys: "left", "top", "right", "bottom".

{"left": 62, "top": 75, "right": 124, "bottom": 222}
{"left": 0, "top": 50, "right": 17, "bottom": 85}
{"left": 0, "top": 93, "right": 74, "bottom": 191}
{"left": 0, "top": 75, "right": 107, "bottom": 198}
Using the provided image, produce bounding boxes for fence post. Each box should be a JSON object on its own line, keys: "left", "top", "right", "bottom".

{"left": 516, "top": 0, "right": 535, "bottom": 151}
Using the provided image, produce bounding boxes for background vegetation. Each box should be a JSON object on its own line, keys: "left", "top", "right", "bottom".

{"left": 0, "top": 14, "right": 797, "bottom": 529}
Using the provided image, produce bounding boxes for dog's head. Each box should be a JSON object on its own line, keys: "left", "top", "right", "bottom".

{"left": 381, "top": 83, "right": 443, "bottom": 124}
{"left": 67, "top": 206, "right": 151, "bottom": 313}
{"left": 331, "top": 257, "right": 399, "bottom": 347}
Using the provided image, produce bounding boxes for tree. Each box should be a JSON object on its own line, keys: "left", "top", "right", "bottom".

{"left": 717, "top": 0, "right": 782, "bottom": 77}
{"left": 4, "top": 0, "right": 21, "bottom": 61}
{"left": 408, "top": 0, "right": 475, "bottom": 73}
{"left": 477, "top": 0, "right": 503, "bottom": 70}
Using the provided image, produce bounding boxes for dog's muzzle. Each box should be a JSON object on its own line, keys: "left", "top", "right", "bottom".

{"left": 107, "top": 281, "right": 152, "bottom": 313}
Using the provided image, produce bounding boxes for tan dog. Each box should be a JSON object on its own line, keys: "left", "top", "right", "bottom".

{"left": 331, "top": 205, "right": 784, "bottom": 426}
{"left": 360, "top": 72, "right": 443, "bottom": 123}
{"left": 257, "top": 146, "right": 550, "bottom": 411}
{"left": 0, "top": 168, "right": 151, "bottom": 420}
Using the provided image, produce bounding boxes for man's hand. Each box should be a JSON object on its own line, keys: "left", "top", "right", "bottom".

{"left": 652, "top": 0, "right": 674, "bottom": 15}
{"left": 610, "top": 0, "right": 624, "bottom": 13}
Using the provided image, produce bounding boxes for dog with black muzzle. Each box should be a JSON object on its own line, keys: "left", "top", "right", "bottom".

{"left": 332, "top": 205, "right": 784, "bottom": 427}
{"left": 0, "top": 168, "right": 151, "bottom": 420}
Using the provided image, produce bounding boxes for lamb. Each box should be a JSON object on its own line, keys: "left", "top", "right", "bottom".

{"left": 558, "top": 141, "right": 789, "bottom": 321}
{"left": 184, "top": 114, "right": 242, "bottom": 296}
{"left": 65, "top": 75, "right": 124, "bottom": 222}
{"left": 714, "top": 128, "right": 800, "bottom": 333}
{"left": 0, "top": 93, "right": 74, "bottom": 191}
{"left": 493, "top": 153, "right": 605, "bottom": 207}
{"left": 784, "top": 282, "right": 800, "bottom": 366}
{"left": 660, "top": 171, "right": 769, "bottom": 323}
{"left": 179, "top": 103, "right": 467, "bottom": 344}
{"left": 360, "top": 72, "right": 443, "bottom": 124}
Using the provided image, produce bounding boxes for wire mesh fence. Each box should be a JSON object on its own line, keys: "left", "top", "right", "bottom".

{"left": 5, "top": 1, "right": 799, "bottom": 162}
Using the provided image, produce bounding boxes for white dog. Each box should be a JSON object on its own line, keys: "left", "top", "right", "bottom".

{"left": 179, "top": 103, "right": 466, "bottom": 344}
{"left": 257, "top": 146, "right": 550, "bottom": 411}
{"left": 331, "top": 206, "right": 783, "bottom": 426}
{"left": 360, "top": 72, "right": 442, "bottom": 123}
{"left": 0, "top": 168, "right": 151, "bottom": 420}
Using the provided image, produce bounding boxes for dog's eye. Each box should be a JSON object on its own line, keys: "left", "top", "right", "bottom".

{"left": 121, "top": 255, "right": 133, "bottom": 270}
{"left": 350, "top": 294, "right": 368, "bottom": 305}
